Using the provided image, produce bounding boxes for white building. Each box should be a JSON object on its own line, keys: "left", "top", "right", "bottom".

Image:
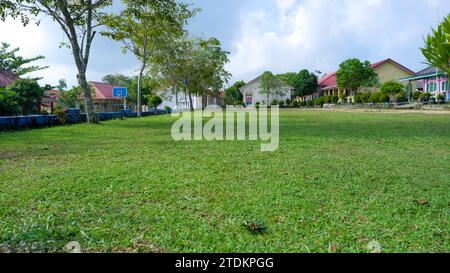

{"left": 158, "top": 90, "right": 224, "bottom": 111}
{"left": 239, "top": 75, "right": 293, "bottom": 106}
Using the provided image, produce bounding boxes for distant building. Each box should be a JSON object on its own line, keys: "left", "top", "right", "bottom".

{"left": 88, "top": 81, "right": 125, "bottom": 112}
{"left": 0, "top": 69, "right": 19, "bottom": 87}
{"left": 159, "top": 90, "right": 224, "bottom": 111}
{"left": 40, "top": 89, "right": 61, "bottom": 113}
{"left": 400, "top": 66, "right": 449, "bottom": 102}
{"left": 239, "top": 74, "right": 293, "bottom": 106}
{"left": 317, "top": 58, "right": 415, "bottom": 102}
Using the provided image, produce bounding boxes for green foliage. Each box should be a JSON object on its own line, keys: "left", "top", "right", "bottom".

{"left": 436, "top": 93, "right": 445, "bottom": 101}
{"left": 396, "top": 91, "right": 407, "bottom": 102}
{"left": 224, "top": 81, "right": 245, "bottom": 105}
{"left": 5, "top": 78, "right": 44, "bottom": 114}
{"left": 255, "top": 102, "right": 260, "bottom": 109}
{"left": 260, "top": 71, "right": 283, "bottom": 102}
{"left": 368, "top": 92, "right": 390, "bottom": 103}
{"left": 146, "top": 95, "right": 163, "bottom": 109}
{"left": 277, "top": 69, "right": 318, "bottom": 97}
{"left": 57, "top": 86, "right": 82, "bottom": 110}
{"left": 354, "top": 92, "right": 372, "bottom": 104}
{"left": 164, "top": 105, "right": 172, "bottom": 112}
{"left": 292, "top": 100, "right": 300, "bottom": 107}
{"left": 413, "top": 91, "right": 422, "bottom": 101}
{"left": 336, "top": 58, "right": 378, "bottom": 92}
{"left": 0, "top": 42, "right": 48, "bottom": 77}
{"left": 421, "top": 14, "right": 450, "bottom": 76}
{"left": 285, "top": 99, "right": 291, "bottom": 106}
{"left": 380, "top": 80, "right": 405, "bottom": 95}
{"left": 0, "top": 87, "right": 20, "bottom": 115}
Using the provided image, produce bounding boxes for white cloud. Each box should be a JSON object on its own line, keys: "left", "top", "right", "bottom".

{"left": 227, "top": 0, "right": 449, "bottom": 82}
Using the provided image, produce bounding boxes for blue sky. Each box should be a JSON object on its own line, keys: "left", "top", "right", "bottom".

{"left": 0, "top": 0, "right": 449, "bottom": 87}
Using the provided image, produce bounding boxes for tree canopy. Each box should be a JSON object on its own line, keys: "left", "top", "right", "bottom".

{"left": 224, "top": 80, "right": 245, "bottom": 105}
{"left": 336, "top": 58, "right": 378, "bottom": 92}
{"left": 101, "top": 0, "right": 196, "bottom": 116}
{"left": 0, "top": 42, "right": 48, "bottom": 77}
{"left": 260, "top": 71, "right": 282, "bottom": 104}
{"left": 277, "top": 69, "right": 318, "bottom": 97}
{"left": 0, "top": 0, "right": 114, "bottom": 123}
{"left": 421, "top": 14, "right": 450, "bottom": 76}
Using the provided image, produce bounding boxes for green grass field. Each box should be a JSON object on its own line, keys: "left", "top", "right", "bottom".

{"left": 0, "top": 110, "right": 449, "bottom": 253}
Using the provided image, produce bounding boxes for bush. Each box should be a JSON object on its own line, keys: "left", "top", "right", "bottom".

{"left": 413, "top": 91, "right": 421, "bottom": 101}
{"left": 300, "top": 101, "right": 307, "bottom": 107}
{"left": 53, "top": 107, "right": 67, "bottom": 123}
{"left": 146, "top": 95, "right": 163, "bottom": 109}
{"left": 40, "top": 110, "right": 49, "bottom": 115}
{"left": 396, "top": 91, "right": 407, "bottom": 102}
{"left": 0, "top": 88, "right": 20, "bottom": 116}
{"left": 278, "top": 101, "right": 284, "bottom": 107}
{"left": 5, "top": 79, "right": 44, "bottom": 115}
{"left": 164, "top": 105, "right": 172, "bottom": 112}
{"left": 255, "top": 102, "right": 260, "bottom": 109}
{"left": 436, "top": 94, "right": 445, "bottom": 103}
{"left": 285, "top": 99, "right": 291, "bottom": 106}
{"left": 306, "top": 100, "right": 314, "bottom": 107}
{"left": 292, "top": 100, "right": 299, "bottom": 107}
{"left": 331, "top": 95, "right": 339, "bottom": 104}
{"left": 380, "top": 80, "right": 404, "bottom": 95}
{"left": 271, "top": 99, "right": 278, "bottom": 106}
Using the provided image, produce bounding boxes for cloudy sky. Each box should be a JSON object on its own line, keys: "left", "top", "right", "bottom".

{"left": 0, "top": 0, "right": 448, "bottom": 87}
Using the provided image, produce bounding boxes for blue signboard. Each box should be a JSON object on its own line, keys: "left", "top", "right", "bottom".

{"left": 112, "top": 87, "right": 127, "bottom": 98}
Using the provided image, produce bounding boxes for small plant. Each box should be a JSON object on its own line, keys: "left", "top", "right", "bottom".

{"left": 292, "top": 100, "right": 299, "bottom": 107}
{"left": 413, "top": 91, "right": 421, "bottom": 101}
{"left": 255, "top": 102, "right": 260, "bottom": 109}
{"left": 243, "top": 219, "right": 267, "bottom": 235}
{"left": 164, "top": 105, "right": 172, "bottom": 112}
{"left": 271, "top": 99, "right": 278, "bottom": 106}
{"left": 285, "top": 99, "right": 291, "bottom": 106}
{"left": 278, "top": 100, "right": 284, "bottom": 107}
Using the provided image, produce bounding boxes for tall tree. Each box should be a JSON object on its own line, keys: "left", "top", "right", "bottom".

{"left": 224, "top": 80, "right": 245, "bottom": 105}
{"left": 421, "top": 14, "right": 450, "bottom": 76}
{"left": 0, "top": 42, "right": 48, "bottom": 77}
{"left": 185, "top": 37, "right": 230, "bottom": 110}
{"left": 102, "top": 0, "right": 196, "bottom": 117}
{"left": 260, "top": 71, "right": 282, "bottom": 104}
{"left": 0, "top": 0, "right": 113, "bottom": 123}
{"left": 277, "top": 69, "right": 318, "bottom": 97}
{"left": 336, "top": 58, "right": 378, "bottom": 95}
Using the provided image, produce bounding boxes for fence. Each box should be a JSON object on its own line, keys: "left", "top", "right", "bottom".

{"left": 0, "top": 108, "right": 169, "bottom": 131}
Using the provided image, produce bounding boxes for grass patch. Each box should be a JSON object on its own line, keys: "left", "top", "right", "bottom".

{"left": 0, "top": 110, "right": 449, "bottom": 253}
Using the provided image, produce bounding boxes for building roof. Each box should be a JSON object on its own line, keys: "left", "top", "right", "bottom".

{"left": 399, "top": 66, "right": 447, "bottom": 82}
{"left": 41, "top": 90, "right": 61, "bottom": 106}
{"left": 0, "top": 69, "right": 19, "bottom": 87}
{"left": 89, "top": 81, "right": 123, "bottom": 100}
{"left": 318, "top": 58, "right": 414, "bottom": 90}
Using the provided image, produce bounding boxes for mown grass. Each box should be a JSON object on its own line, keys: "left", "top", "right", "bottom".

{"left": 0, "top": 110, "right": 449, "bottom": 253}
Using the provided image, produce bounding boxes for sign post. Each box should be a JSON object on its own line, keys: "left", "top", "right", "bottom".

{"left": 112, "top": 87, "right": 128, "bottom": 110}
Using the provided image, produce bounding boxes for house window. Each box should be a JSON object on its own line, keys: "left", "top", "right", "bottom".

{"left": 442, "top": 81, "right": 449, "bottom": 91}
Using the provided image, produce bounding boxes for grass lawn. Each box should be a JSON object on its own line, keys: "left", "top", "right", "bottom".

{"left": 0, "top": 109, "right": 449, "bottom": 253}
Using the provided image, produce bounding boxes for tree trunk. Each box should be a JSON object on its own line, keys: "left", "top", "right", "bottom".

{"left": 137, "top": 63, "right": 146, "bottom": 117}
{"left": 188, "top": 89, "right": 194, "bottom": 112}
{"left": 77, "top": 72, "right": 96, "bottom": 123}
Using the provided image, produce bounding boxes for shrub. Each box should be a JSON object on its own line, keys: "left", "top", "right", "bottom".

{"left": 40, "top": 110, "right": 49, "bottom": 115}
{"left": 278, "top": 101, "right": 284, "bottom": 107}
{"left": 369, "top": 92, "right": 380, "bottom": 103}
{"left": 0, "top": 88, "right": 20, "bottom": 116}
{"left": 285, "top": 99, "right": 291, "bottom": 106}
{"left": 413, "top": 91, "right": 421, "bottom": 101}
{"left": 331, "top": 95, "right": 339, "bottom": 104}
{"left": 146, "top": 95, "right": 163, "bottom": 109}
{"left": 436, "top": 93, "right": 445, "bottom": 103}
{"left": 300, "top": 101, "right": 307, "bottom": 107}
{"left": 255, "top": 102, "right": 260, "bottom": 109}
{"left": 306, "top": 100, "right": 314, "bottom": 107}
{"left": 271, "top": 99, "right": 278, "bottom": 106}
{"left": 292, "top": 100, "right": 299, "bottom": 107}
{"left": 354, "top": 93, "right": 363, "bottom": 104}
{"left": 53, "top": 107, "right": 67, "bottom": 123}
{"left": 164, "top": 105, "right": 172, "bottom": 112}
{"left": 5, "top": 79, "right": 44, "bottom": 115}
{"left": 380, "top": 80, "right": 404, "bottom": 95}
{"left": 396, "top": 91, "right": 407, "bottom": 102}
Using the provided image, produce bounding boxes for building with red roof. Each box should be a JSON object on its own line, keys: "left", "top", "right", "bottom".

{"left": 0, "top": 69, "right": 19, "bottom": 87}
{"left": 317, "top": 58, "right": 415, "bottom": 102}
{"left": 88, "top": 81, "right": 125, "bottom": 112}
